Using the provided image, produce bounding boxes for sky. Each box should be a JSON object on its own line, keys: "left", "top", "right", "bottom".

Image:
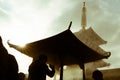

{"left": 0, "top": 0, "right": 120, "bottom": 77}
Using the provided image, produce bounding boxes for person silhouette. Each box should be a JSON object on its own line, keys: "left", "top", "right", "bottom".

{"left": 18, "top": 72, "right": 25, "bottom": 80}
{"left": 0, "top": 36, "right": 9, "bottom": 80}
{"left": 28, "top": 54, "right": 55, "bottom": 80}
{"left": 0, "top": 36, "right": 19, "bottom": 80}
{"left": 92, "top": 70, "right": 103, "bottom": 80}
{"left": 7, "top": 54, "right": 19, "bottom": 80}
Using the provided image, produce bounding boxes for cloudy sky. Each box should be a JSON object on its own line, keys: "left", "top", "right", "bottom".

{"left": 0, "top": 0, "right": 120, "bottom": 75}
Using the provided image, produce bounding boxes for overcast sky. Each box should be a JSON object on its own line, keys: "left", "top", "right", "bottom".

{"left": 0, "top": 0, "right": 120, "bottom": 75}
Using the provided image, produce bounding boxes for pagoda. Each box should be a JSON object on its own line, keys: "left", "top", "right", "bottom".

{"left": 74, "top": 2, "right": 110, "bottom": 71}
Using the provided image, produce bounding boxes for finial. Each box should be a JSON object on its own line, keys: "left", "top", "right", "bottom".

{"left": 81, "top": 1, "right": 87, "bottom": 30}
{"left": 83, "top": 2, "right": 85, "bottom": 6}
{"left": 68, "top": 21, "right": 72, "bottom": 30}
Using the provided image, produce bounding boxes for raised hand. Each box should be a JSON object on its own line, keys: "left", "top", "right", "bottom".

{"left": 49, "top": 64, "right": 54, "bottom": 69}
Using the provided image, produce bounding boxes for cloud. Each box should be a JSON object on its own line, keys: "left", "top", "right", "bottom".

{"left": 86, "top": 1, "right": 120, "bottom": 40}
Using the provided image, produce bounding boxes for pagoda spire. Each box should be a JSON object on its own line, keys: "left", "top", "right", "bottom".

{"left": 81, "top": 2, "right": 87, "bottom": 30}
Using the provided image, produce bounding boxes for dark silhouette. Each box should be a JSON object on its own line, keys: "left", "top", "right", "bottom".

{"left": 7, "top": 54, "right": 19, "bottom": 80}
{"left": 28, "top": 54, "right": 55, "bottom": 80}
{"left": 0, "top": 36, "right": 19, "bottom": 80}
{"left": 7, "top": 27, "right": 111, "bottom": 80}
{"left": 18, "top": 72, "right": 25, "bottom": 80}
{"left": 0, "top": 36, "right": 9, "bottom": 80}
{"left": 92, "top": 70, "right": 103, "bottom": 80}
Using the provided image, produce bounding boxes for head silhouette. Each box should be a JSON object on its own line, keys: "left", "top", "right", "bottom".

{"left": 38, "top": 54, "right": 47, "bottom": 63}
{"left": 92, "top": 70, "right": 103, "bottom": 80}
{"left": 0, "top": 36, "right": 2, "bottom": 44}
{"left": 0, "top": 36, "right": 5, "bottom": 48}
{"left": 18, "top": 72, "right": 25, "bottom": 80}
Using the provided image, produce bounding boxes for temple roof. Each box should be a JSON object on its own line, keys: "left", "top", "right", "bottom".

{"left": 74, "top": 27, "right": 107, "bottom": 55}
{"left": 75, "top": 27, "right": 107, "bottom": 45}
{"left": 7, "top": 29, "right": 110, "bottom": 68}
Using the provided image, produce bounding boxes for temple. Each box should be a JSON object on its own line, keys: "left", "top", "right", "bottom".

{"left": 74, "top": 2, "right": 110, "bottom": 79}
{"left": 74, "top": 2, "right": 109, "bottom": 57}
{"left": 7, "top": 2, "right": 111, "bottom": 80}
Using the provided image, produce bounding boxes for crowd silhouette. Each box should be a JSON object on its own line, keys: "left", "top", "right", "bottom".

{"left": 0, "top": 35, "right": 106, "bottom": 80}
{"left": 0, "top": 36, "right": 55, "bottom": 80}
